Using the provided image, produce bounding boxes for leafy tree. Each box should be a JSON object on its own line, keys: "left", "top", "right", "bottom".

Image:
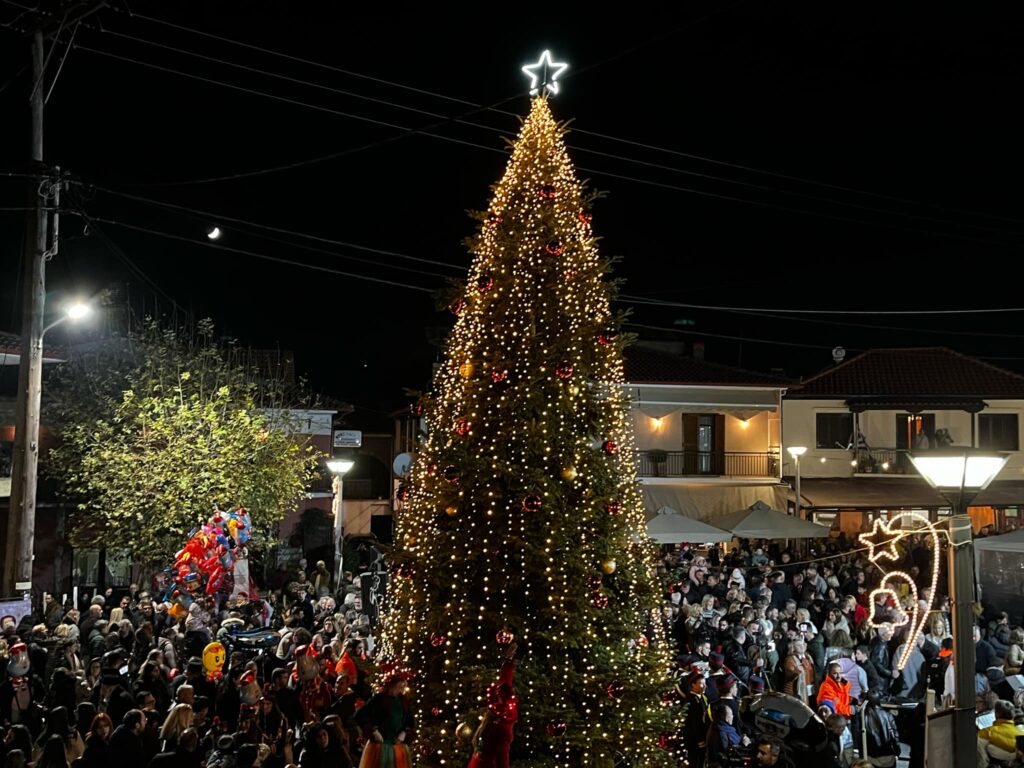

{"left": 378, "top": 97, "right": 677, "bottom": 767}
{"left": 47, "top": 320, "right": 320, "bottom": 564}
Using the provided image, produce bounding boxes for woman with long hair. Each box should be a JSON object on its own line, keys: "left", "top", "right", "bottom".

{"left": 135, "top": 660, "right": 171, "bottom": 715}
{"left": 80, "top": 713, "right": 113, "bottom": 768}
{"left": 34, "top": 736, "right": 69, "bottom": 768}
{"left": 32, "top": 706, "right": 84, "bottom": 765}
{"left": 75, "top": 703, "right": 97, "bottom": 741}
{"left": 158, "top": 703, "right": 194, "bottom": 752}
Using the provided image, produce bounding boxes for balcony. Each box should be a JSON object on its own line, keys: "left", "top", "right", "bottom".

{"left": 852, "top": 447, "right": 917, "bottom": 475}
{"left": 637, "top": 449, "right": 780, "bottom": 478}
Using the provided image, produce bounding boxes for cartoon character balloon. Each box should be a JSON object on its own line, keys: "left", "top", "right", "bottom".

{"left": 203, "top": 641, "right": 226, "bottom": 680}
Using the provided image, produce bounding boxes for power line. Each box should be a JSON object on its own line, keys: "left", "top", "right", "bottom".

{"left": 71, "top": 45, "right": 1024, "bottom": 250}
{"left": 74, "top": 183, "right": 1024, "bottom": 323}
{"left": 76, "top": 25, "right": 1024, "bottom": 238}
{"left": 71, "top": 213, "right": 437, "bottom": 294}
{"left": 622, "top": 296, "right": 1024, "bottom": 316}
{"left": 81, "top": 182, "right": 467, "bottom": 272}
{"left": 624, "top": 322, "right": 863, "bottom": 352}
{"left": 122, "top": 4, "right": 1024, "bottom": 228}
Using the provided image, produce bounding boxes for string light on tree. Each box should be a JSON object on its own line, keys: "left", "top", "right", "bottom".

{"left": 858, "top": 511, "right": 941, "bottom": 671}
{"left": 375, "top": 85, "right": 678, "bottom": 767}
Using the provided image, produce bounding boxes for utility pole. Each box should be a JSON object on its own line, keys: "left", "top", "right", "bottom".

{"left": 3, "top": 28, "right": 49, "bottom": 596}
{"left": 949, "top": 512, "right": 978, "bottom": 768}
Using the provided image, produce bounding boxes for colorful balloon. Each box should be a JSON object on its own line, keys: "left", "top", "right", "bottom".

{"left": 203, "top": 641, "right": 226, "bottom": 680}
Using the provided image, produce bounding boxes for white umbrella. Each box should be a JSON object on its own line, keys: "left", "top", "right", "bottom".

{"left": 646, "top": 506, "right": 734, "bottom": 544}
{"left": 714, "top": 500, "right": 830, "bottom": 539}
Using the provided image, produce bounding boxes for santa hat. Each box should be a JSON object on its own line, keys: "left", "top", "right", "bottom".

{"left": 709, "top": 652, "right": 725, "bottom": 668}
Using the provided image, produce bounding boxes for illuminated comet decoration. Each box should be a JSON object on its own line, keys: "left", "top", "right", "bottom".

{"left": 859, "top": 511, "right": 941, "bottom": 671}
{"left": 521, "top": 50, "right": 569, "bottom": 96}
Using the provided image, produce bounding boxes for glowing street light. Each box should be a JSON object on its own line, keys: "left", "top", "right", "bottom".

{"left": 327, "top": 458, "right": 356, "bottom": 584}
{"left": 787, "top": 446, "right": 807, "bottom": 519}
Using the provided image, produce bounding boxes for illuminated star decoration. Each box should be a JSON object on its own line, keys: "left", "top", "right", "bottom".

{"left": 858, "top": 511, "right": 940, "bottom": 671}
{"left": 521, "top": 50, "right": 569, "bottom": 96}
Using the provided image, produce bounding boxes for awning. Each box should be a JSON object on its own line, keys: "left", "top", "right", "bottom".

{"left": 627, "top": 384, "right": 778, "bottom": 420}
{"left": 975, "top": 528, "right": 1024, "bottom": 553}
{"left": 641, "top": 482, "right": 789, "bottom": 523}
{"left": 845, "top": 397, "right": 986, "bottom": 413}
{"left": 798, "top": 478, "right": 1024, "bottom": 510}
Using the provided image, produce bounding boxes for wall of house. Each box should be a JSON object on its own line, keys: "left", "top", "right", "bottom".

{"left": 632, "top": 411, "right": 682, "bottom": 451}
{"left": 724, "top": 411, "right": 773, "bottom": 453}
{"left": 782, "top": 398, "right": 1024, "bottom": 479}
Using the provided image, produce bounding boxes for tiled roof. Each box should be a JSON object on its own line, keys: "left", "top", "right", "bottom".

{"left": 623, "top": 345, "right": 793, "bottom": 387}
{"left": 788, "top": 347, "right": 1024, "bottom": 399}
{"left": 0, "top": 331, "right": 19, "bottom": 350}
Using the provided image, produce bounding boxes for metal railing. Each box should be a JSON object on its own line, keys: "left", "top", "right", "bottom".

{"left": 637, "top": 449, "right": 780, "bottom": 478}
{"left": 852, "top": 447, "right": 917, "bottom": 474}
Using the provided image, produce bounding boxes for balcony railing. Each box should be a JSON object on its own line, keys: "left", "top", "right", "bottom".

{"left": 852, "top": 447, "right": 917, "bottom": 475}
{"left": 637, "top": 450, "right": 780, "bottom": 478}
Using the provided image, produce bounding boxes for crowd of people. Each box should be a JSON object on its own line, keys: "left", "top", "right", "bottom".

{"left": 0, "top": 556, "right": 416, "bottom": 768}
{"left": 659, "top": 532, "right": 1024, "bottom": 767}
{"left": 3, "top": 529, "right": 1024, "bottom": 768}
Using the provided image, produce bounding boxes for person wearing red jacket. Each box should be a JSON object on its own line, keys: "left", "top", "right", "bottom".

{"left": 817, "top": 662, "right": 852, "bottom": 716}
{"left": 468, "top": 642, "right": 518, "bottom": 768}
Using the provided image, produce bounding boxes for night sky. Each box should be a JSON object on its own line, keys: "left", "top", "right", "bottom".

{"left": 4, "top": 2, "right": 1024, "bottom": 417}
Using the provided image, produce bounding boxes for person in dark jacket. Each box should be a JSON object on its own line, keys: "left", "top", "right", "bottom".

{"left": 92, "top": 673, "right": 134, "bottom": 727}
{"left": 976, "top": 625, "right": 999, "bottom": 674}
{"left": 80, "top": 713, "right": 113, "bottom": 768}
{"left": 681, "top": 672, "right": 711, "bottom": 768}
{"left": 854, "top": 646, "right": 885, "bottom": 697}
{"left": 706, "top": 703, "right": 747, "bottom": 766}
{"left": 109, "top": 710, "right": 147, "bottom": 768}
{"left": 147, "top": 727, "right": 202, "bottom": 768}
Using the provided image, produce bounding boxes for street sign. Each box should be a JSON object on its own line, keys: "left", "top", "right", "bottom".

{"left": 333, "top": 430, "right": 363, "bottom": 448}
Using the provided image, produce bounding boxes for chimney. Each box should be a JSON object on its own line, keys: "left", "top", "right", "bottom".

{"left": 692, "top": 342, "right": 705, "bottom": 361}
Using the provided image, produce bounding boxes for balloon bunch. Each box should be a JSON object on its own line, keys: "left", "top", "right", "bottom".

{"left": 164, "top": 505, "right": 251, "bottom": 616}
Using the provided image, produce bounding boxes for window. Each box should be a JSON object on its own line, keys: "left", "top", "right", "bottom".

{"left": 979, "top": 414, "right": 1019, "bottom": 451}
{"left": 815, "top": 412, "right": 853, "bottom": 450}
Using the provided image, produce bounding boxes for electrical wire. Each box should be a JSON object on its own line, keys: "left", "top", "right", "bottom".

{"left": 72, "top": 213, "right": 437, "bottom": 294}
{"left": 71, "top": 44, "right": 1024, "bottom": 250}
{"left": 624, "top": 322, "right": 864, "bottom": 352}
{"left": 622, "top": 296, "right": 1024, "bottom": 316}
{"left": 81, "top": 182, "right": 467, "bottom": 271}
{"left": 75, "top": 25, "right": 1024, "bottom": 238}
{"left": 121, "top": 4, "right": 1024, "bottom": 228}
{"left": 75, "top": 182, "right": 1024, "bottom": 326}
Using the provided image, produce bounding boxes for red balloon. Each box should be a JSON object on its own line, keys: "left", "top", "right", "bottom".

{"left": 206, "top": 567, "right": 225, "bottom": 595}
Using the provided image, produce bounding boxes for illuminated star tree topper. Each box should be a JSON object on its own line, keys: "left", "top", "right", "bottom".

{"left": 521, "top": 49, "right": 569, "bottom": 96}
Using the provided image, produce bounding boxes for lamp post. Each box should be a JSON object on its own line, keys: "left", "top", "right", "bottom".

{"left": 787, "top": 446, "right": 807, "bottom": 519}
{"left": 3, "top": 300, "right": 92, "bottom": 595}
{"left": 327, "top": 458, "right": 355, "bottom": 588}
{"left": 910, "top": 448, "right": 1009, "bottom": 768}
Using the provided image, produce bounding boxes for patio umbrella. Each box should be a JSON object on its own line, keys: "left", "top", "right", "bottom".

{"left": 713, "top": 500, "right": 831, "bottom": 539}
{"left": 646, "top": 506, "right": 734, "bottom": 544}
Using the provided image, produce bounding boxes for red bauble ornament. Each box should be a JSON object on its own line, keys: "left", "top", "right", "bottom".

{"left": 475, "top": 273, "right": 494, "bottom": 293}
{"left": 521, "top": 494, "right": 543, "bottom": 513}
{"left": 578, "top": 209, "right": 593, "bottom": 224}
{"left": 592, "top": 593, "right": 609, "bottom": 608}
{"left": 596, "top": 330, "right": 618, "bottom": 346}
{"left": 395, "top": 564, "right": 415, "bottom": 579}
{"left": 606, "top": 500, "right": 623, "bottom": 516}
{"left": 449, "top": 299, "right": 464, "bottom": 316}
{"left": 430, "top": 633, "right": 447, "bottom": 647}
{"left": 418, "top": 743, "right": 434, "bottom": 757}
{"left": 658, "top": 732, "right": 676, "bottom": 750}
{"left": 395, "top": 484, "right": 410, "bottom": 502}
{"left": 412, "top": 402, "right": 425, "bottom": 416}
{"left": 496, "top": 628, "right": 515, "bottom": 645}
{"left": 490, "top": 369, "right": 508, "bottom": 383}
{"left": 455, "top": 419, "right": 472, "bottom": 436}
{"left": 606, "top": 680, "right": 625, "bottom": 700}
{"left": 545, "top": 238, "right": 563, "bottom": 255}
{"left": 660, "top": 689, "right": 677, "bottom": 706}
{"left": 486, "top": 212, "right": 502, "bottom": 227}
{"left": 431, "top": 707, "right": 443, "bottom": 717}
{"left": 539, "top": 183, "right": 557, "bottom": 200}
{"left": 555, "top": 361, "right": 574, "bottom": 379}
{"left": 546, "top": 721, "right": 567, "bottom": 738}
{"left": 602, "top": 440, "right": 619, "bottom": 455}
{"left": 586, "top": 575, "right": 603, "bottom": 591}
{"left": 442, "top": 465, "right": 461, "bottom": 484}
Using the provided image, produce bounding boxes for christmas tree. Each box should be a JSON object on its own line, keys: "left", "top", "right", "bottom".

{"left": 379, "top": 93, "right": 678, "bottom": 767}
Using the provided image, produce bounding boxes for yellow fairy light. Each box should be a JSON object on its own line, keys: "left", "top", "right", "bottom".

{"left": 859, "top": 511, "right": 941, "bottom": 671}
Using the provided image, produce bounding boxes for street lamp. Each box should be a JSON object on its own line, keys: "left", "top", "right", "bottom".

{"left": 327, "top": 458, "right": 355, "bottom": 587}
{"left": 910, "top": 447, "right": 1009, "bottom": 768}
{"left": 3, "top": 299, "right": 93, "bottom": 594}
{"left": 787, "top": 446, "right": 807, "bottom": 519}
